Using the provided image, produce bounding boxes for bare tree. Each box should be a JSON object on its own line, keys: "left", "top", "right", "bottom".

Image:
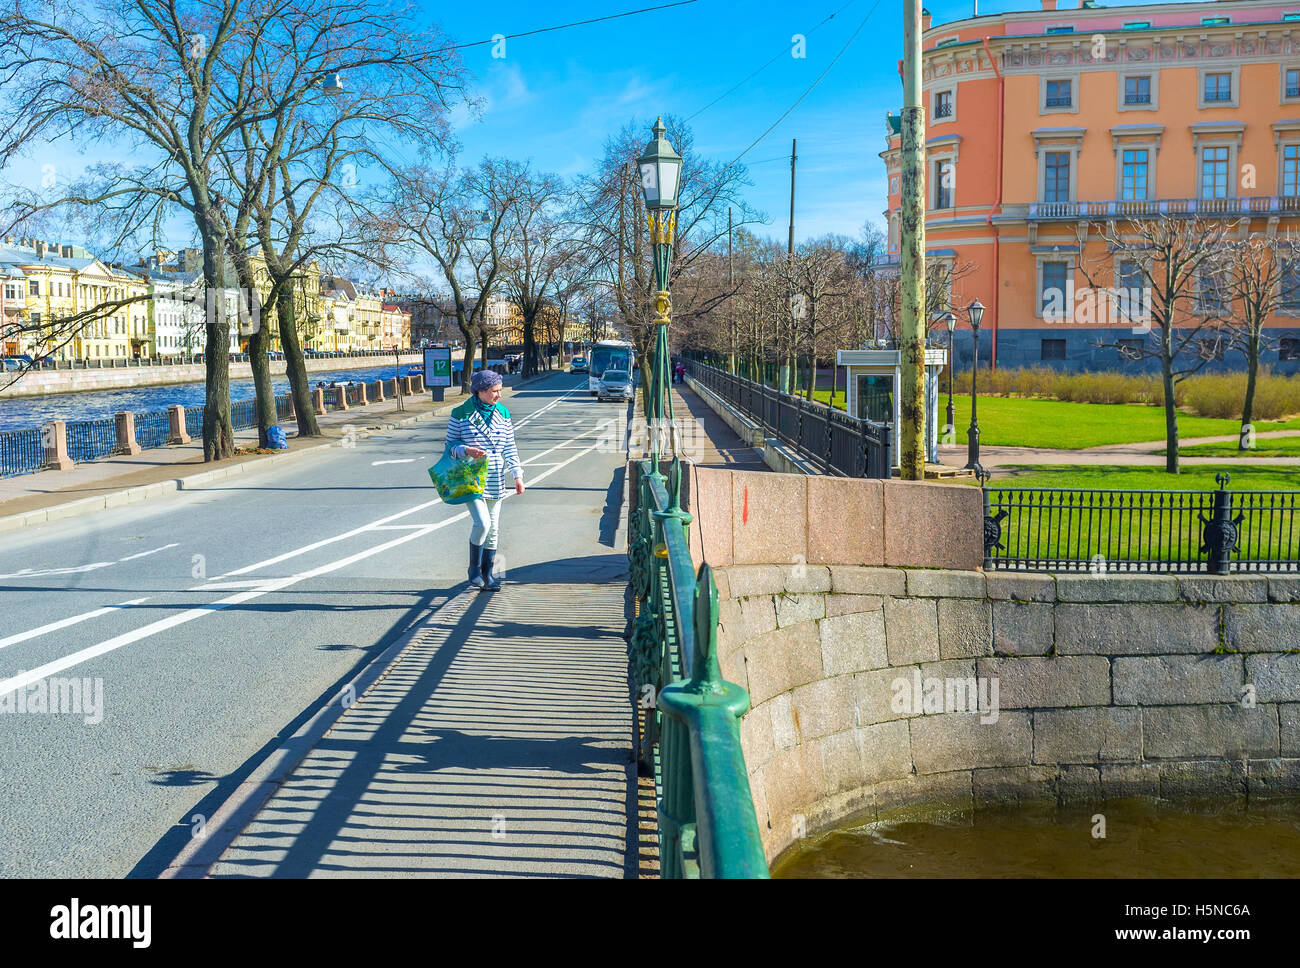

{"left": 1075, "top": 215, "right": 1235, "bottom": 474}
{"left": 1220, "top": 235, "right": 1300, "bottom": 448}
{"left": 502, "top": 168, "right": 572, "bottom": 379}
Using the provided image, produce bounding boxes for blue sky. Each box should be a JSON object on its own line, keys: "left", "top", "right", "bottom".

{"left": 7, "top": 0, "right": 1182, "bottom": 253}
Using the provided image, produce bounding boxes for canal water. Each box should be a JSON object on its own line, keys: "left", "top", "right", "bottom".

{"left": 0, "top": 363, "right": 425, "bottom": 433}
{"left": 772, "top": 797, "right": 1300, "bottom": 877}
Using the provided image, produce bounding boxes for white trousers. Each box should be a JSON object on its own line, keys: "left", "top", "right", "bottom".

{"left": 468, "top": 497, "right": 504, "bottom": 549}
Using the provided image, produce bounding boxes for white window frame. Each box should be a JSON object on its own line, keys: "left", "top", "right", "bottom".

{"left": 1198, "top": 66, "right": 1239, "bottom": 109}
{"left": 1033, "top": 133, "right": 1083, "bottom": 204}
{"left": 1118, "top": 70, "right": 1159, "bottom": 112}
{"left": 1040, "top": 73, "right": 1079, "bottom": 114}
{"left": 1281, "top": 140, "right": 1300, "bottom": 198}
{"left": 931, "top": 84, "right": 956, "bottom": 125}
{"left": 1192, "top": 125, "right": 1244, "bottom": 200}
{"left": 933, "top": 158, "right": 956, "bottom": 209}
{"left": 1036, "top": 255, "right": 1077, "bottom": 321}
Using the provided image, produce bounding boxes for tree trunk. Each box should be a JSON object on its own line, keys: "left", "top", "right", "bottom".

{"left": 245, "top": 300, "right": 276, "bottom": 448}
{"left": 1241, "top": 334, "right": 1260, "bottom": 450}
{"left": 1161, "top": 339, "right": 1179, "bottom": 475}
{"left": 459, "top": 321, "right": 478, "bottom": 392}
{"left": 277, "top": 290, "right": 319, "bottom": 438}
{"left": 198, "top": 216, "right": 235, "bottom": 461}
{"left": 521, "top": 310, "right": 537, "bottom": 378}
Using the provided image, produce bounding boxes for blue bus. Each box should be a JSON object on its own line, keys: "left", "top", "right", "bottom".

{"left": 587, "top": 340, "right": 635, "bottom": 395}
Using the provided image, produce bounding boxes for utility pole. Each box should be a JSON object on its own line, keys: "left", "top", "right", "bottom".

{"left": 899, "top": 0, "right": 927, "bottom": 480}
{"left": 782, "top": 137, "right": 797, "bottom": 395}
{"left": 728, "top": 207, "right": 735, "bottom": 375}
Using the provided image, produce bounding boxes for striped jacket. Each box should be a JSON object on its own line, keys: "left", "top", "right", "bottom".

{"left": 446, "top": 399, "right": 523, "bottom": 500}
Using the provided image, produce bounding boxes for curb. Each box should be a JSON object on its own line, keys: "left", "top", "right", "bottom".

{"left": 0, "top": 370, "right": 562, "bottom": 535}
{"left": 158, "top": 588, "right": 479, "bottom": 878}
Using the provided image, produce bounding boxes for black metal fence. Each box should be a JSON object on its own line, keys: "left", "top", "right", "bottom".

{"left": 66, "top": 417, "right": 118, "bottom": 463}
{"left": 0, "top": 428, "right": 44, "bottom": 479}
{"left": 983, "top": 473, "right": 1300, "bottom": 573}
{"left": 685, "top": 360, "right": 890, "bottom": 479}
{"left": 134, "top": 410, "right": 171, "bottom": 450}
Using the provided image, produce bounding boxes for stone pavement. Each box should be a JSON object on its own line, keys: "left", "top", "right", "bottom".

{"left": 206, "top": 583, "right": 636, "bottom": 878}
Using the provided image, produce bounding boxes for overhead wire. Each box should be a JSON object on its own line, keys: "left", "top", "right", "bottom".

{"left": 433, "top": 0, "right": 701, "bottom": 53}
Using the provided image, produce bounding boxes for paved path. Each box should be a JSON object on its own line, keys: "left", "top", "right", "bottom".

{"left": 208, "top": 581, "right": 634, "bottom": 878}
{"left": 669, "top": 383, "right": 769, "bottom": 471}
{"left": 945, "top": 428, "right": 1300, "bottom": 470}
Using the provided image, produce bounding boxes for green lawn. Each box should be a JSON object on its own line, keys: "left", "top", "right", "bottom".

{"left": 978, "top": 464, "right": 1300, "bottom": 490}
{"left": 973, "top": 464, "right": 1300, "bottom": 567}
{"left": 808, "top": 388, "right": 1300, "bottom": 450}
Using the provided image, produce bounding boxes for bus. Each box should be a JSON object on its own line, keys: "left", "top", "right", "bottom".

{"left": 587, "top": 340, "right": 636, "bottom": 396}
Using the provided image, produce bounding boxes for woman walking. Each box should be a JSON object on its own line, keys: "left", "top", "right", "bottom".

{"left": 446, "top": 370, "right": 524, "bottom": 590}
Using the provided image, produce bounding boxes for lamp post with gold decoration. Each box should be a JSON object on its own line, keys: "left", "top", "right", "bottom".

{"left": 637, "top": 117, "right": 683, "bottom": 485}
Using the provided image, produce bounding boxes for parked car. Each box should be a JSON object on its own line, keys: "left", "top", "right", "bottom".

{"left": 569, "top": 356, "right": 588, "bottom": 373}
{"left": 596, "top": 368, "right": 633, "bottom": 402}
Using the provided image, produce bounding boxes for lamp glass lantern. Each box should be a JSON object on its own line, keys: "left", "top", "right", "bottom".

{"left": 967, "top": 299, "right": 985, "bottom": 331}
{"left": 636, "top": 117, "right": 683, "bottom": 212}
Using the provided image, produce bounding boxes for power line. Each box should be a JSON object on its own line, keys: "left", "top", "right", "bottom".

{"left": 685, "top": 0, "right": 864, "bottom": 122}
{"left": 726, "top": 0, "right": 880, "bottom": 167}
{"left": 434, "top": 0, "right": 700, "bottom": 53}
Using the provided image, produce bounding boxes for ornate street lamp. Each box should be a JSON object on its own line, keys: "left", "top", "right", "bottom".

{"left": 964, "top": 299, "right": 985, "bottom": 471}
{"left": 936, "top": 310, "right": 956, "bottom": 439}
{"left": 637, "top": 117, "right": 683, "bottom": 483}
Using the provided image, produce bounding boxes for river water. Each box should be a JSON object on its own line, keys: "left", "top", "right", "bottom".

{"left": 772, "top": 797, "right": 1300, "bottom": 877}
{"left": 0, "top": 363, "right": 425, "bottom": 433}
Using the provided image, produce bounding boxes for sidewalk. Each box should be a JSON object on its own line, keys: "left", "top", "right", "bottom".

{"left": 669, "top": 382, "right": 769, "bottom": 471}
{"left": 0, "top": 372, "right": 549, "bottom": 526}
{"left": 199, "top": 581, "right": 635, "bottom": 878}
{"left": 948, "top": 429, "right": 1300, "bottom": 470}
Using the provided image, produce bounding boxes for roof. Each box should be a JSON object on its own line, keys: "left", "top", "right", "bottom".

{"left": 886, "top": 113, "right": 902, "bottom": 136}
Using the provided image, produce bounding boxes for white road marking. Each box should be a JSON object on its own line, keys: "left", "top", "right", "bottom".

{"left": 371, "top": 459, "right": 416, "bottom": 466}
{"left": 0, "top": 439, "right": 603, "bottom": 698}
{"left": 118, "top": 542, "right": 180, "bottom": 562}
{"left": 0, "top": 598, "right": 151, "bottom": 651}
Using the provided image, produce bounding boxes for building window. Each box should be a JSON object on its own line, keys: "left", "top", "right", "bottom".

{"left": 934, "top": 90, "right": 953, "bottom": 119}
{"left": 934, "top": 160, "right": 953, "bottom": 209}
{"left": 1040, "top": 338, "right": 1067, "bottom": 361}
{"left": 1198, "top": 268, "right": 1228, "bottom": 316}
{"left": 1117, "top": 338, "right": 1145, "bottom": 361}
{"left": 1124, "top": 75, "right": 1151, "bottom": 105}
{"left": 1285, "top": 145, "right": 1300, "bottom": 197}
{"left": 1123, "top": 21, "right": 1150, "bottom": 29}
{"left": 1204, "top": 72, "right": 1232, "bottom": 103}
{"left": 1282, "top": 261, "right": 1300, "bottom": 310}
{"left": 1041, "top": 261, "right": 1069, "bottom": 317}
{"left": 1118, "top": 260, "right": 1146, "bottom": 321}
{"left": 1044, "top": 152, "right": 1070, "bottom": 202}
{"left": 1200, "top": 146, "right": 1230, "bottom": 198}
{"left": 1287, "top": 68, "right": 1300, "bottom": 99}
{"left": 1202, "top": 16, "right": 1230, "bottom": 25}
{"left": 1045, "top": 79, "right": 1072, "bottom": 108}
{"left": 1046, "top": 26, "right": 1075, "bottom": 34}
{"left": 1281, "top": 337, "right": 1300, "bottom": 360}
{"left": 29, "top": 280, "right": 39, "bottom": 296}
{"left": 1121, "top": 149, "right": 1149, "bottom": 200}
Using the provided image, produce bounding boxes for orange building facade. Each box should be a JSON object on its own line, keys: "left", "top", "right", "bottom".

{"left": 882, "top": 0, "right": 1300, "bottom": 372}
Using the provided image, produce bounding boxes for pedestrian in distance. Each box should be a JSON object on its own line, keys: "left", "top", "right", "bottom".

{"left": 446, "top": 369, "right": 524, "bottom": 591}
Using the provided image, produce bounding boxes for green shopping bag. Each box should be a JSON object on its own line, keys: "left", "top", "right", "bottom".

{"left": 428, "top": 446, "right": 488, "bottom": 504}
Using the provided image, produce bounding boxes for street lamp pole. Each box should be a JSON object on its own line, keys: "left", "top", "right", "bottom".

{"left": 964, "top": 299, "right": 985, "bottom": 471}
{"left": 637, "top": 118, "right": 683, "bottom": 485}
{"left": 937, "top": 310, "right": 956, "bottom": 435}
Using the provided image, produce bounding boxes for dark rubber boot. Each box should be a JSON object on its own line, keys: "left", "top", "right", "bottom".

{"left": 468, "top": 542, "right": 485, "bottom": 588}
{"left": 481, "top": 547, "right": 501, "bottom": 591}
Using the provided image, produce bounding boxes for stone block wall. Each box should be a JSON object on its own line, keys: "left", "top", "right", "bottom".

{"left": 712, "top": 565, "right": 1300, "bottom": 864}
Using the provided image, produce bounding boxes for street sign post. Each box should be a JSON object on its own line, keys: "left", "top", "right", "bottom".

{"left": 425, "top": 346, "right": 452, "bottom": 402}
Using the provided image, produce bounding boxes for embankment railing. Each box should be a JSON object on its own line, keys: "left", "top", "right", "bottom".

{"left": 685, "top": 359, "right": 890, "bottom": 479}
{"left": 627, "top": 456, "right": 768, "bottom": 878}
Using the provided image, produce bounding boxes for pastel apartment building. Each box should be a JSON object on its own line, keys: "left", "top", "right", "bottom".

{"left": 882, "top": 0, "right": 1300, "bottom": 372}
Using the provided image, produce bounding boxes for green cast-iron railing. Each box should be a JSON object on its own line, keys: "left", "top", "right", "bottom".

{"left": 627, "top": 455, "right": 769, "bottom": 879}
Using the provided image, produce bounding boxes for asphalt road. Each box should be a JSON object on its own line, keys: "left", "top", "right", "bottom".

{"left": 0, "top": 372, "right": 630, "bottom": 878}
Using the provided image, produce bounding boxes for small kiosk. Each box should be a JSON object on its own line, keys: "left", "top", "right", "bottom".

{"left": 835, "top": 343, "right": 949, "bottom": 469}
